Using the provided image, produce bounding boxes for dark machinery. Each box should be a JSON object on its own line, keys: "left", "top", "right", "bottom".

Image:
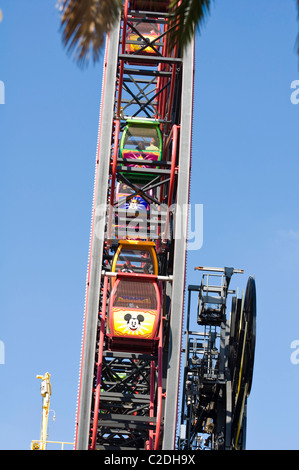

{"left": 178, "top": 267, "right": 256, "bottom": 450}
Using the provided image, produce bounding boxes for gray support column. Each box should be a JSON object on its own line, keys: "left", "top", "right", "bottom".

{"left": 162, "top": 38, "right": 195, "bottom": 450}
{"left": 76, "top": 19, "right": 120, "bottom": 450}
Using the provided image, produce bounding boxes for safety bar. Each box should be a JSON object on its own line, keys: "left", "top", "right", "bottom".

{"left": 102, "top": 270, "right": 173, "bottom": 282}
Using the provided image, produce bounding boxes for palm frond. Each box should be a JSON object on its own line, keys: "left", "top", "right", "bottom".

{"left": 57, "top": 0, "right": 122, "bottom": 67}
{"left": 168, "top": 0, "right": 212, "bottom": 51}
{"left": 57, "top": 0, "right": 299, "bottom": 66}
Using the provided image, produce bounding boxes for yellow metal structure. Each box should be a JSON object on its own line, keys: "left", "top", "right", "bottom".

{"left": 31, "top": 372, "right": 52, "bottom": 450}
{"left": 31, "top": 372, "right": 75, "bottom": 450}
{"left": 31, "top": 440, "right": 74, "bottom": 450}
{"left": 31, "top": 372, "right": 74, "bottom": 450}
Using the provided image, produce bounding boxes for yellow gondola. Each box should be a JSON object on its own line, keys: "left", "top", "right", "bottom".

{"left": 111, "top": 240, "right": 158, "bottom": 276}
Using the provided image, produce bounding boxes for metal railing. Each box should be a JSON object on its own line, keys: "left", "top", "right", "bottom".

{"left": 31, "top": 440, "right": 74, "bottom": 450}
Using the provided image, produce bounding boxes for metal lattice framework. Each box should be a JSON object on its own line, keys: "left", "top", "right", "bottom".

{"left": 75, "top": 0, "right": 194, "bottom": 450}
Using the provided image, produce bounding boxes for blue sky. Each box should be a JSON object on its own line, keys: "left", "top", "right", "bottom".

{"left": 0, "top": 0, "right": 298, "bottom": 450}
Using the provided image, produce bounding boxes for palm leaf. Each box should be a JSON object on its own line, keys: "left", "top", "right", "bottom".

{"left": 57, "top": 0, "right": 299, "bottom": 66}
{"left": 57, "top": 0, "right": 122, "bottom": 66}
{"left": 168, "top": 0, "right": 212, "bottom": 51}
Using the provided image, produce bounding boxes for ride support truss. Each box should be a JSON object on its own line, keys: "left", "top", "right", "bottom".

{"left": 75, "top": 0, "right": 194, "bottom": 450}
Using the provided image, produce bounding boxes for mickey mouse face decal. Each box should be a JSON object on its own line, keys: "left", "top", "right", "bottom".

{"left": 124, "top": 313, "right": 145, "bottom": 331}
{"left": 111, "top": 307, "right": 157, "bottom": 338}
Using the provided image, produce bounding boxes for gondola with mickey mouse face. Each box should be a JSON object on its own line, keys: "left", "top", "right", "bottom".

{"left": 107, "top": 272, "right": 161, "bottom": 353}
{"left": 107, "top": 240, "right": 161, "bottom": 353}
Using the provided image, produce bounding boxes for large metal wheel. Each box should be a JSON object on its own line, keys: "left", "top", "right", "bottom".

{"left": 243, "top": 276, "right": 256, "bottom": 397}
{"left": 230, "top": 276, "right": 257, "bottom": 449}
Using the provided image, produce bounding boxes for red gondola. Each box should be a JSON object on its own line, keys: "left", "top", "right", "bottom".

{"left": 107, "top": 272, "right": 161, "bottom": 353}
